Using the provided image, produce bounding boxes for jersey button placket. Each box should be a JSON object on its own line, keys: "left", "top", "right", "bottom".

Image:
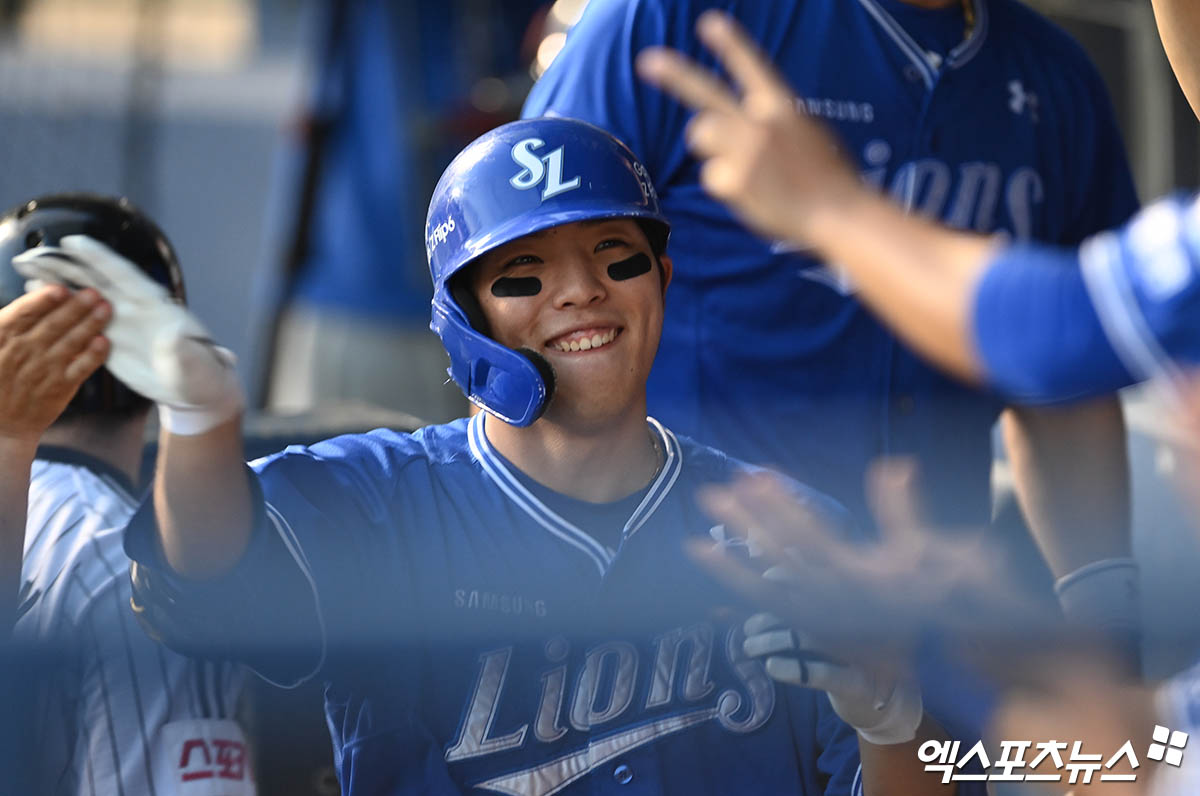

{"left": 613, "top": 763, "right": 633, "bottom": 785}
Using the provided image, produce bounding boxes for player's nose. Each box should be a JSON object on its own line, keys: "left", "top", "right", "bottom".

{"left": 551, "top": 255, "right": 607, "bottom": 309}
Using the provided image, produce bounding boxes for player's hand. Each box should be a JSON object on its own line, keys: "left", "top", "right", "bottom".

{"left": 743, "top": 610, "right": 924, "bottom": 744}
{"left": 0, "top": 285, "right": 110, "bottom": 443}
{"left": 12, "top": 236, "right": 244, "bottom": 435}
{"left": 693, "top": 462, "right": 1055, "bottom": 655}
{"left": 636, "top": 11, "right": 863, "bottom": 244}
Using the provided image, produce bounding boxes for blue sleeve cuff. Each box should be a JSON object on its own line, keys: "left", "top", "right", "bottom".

{"left": 972, "top": 243, "right": 1136, "bottom": 404}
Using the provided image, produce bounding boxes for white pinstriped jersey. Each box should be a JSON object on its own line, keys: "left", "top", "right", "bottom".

{"left": 14, "top": 447, "right": 253, "bottom": 796}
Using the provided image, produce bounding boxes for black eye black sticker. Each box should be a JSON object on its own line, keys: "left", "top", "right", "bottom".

{"left": 607, "top": 252, "right": 652, "bottom": 281}
{"left": 491, "top": 276, "right": 542, "bottom": 297}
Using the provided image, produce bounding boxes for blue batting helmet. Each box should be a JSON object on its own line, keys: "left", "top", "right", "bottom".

{"left": 426, "top": 117, "right": 670, "bottom": 426}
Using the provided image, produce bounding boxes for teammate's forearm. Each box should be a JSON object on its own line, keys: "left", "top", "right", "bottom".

{"left": 154, "top": 415, "right": 253, "bottom": 579}
{"left": 1003, "top": 399, "right": 1139, "bottom": 672}
{"left": 0, "top": 437, "right": 37, "bottom": 631}
{"left": 1151, "top": 0, "right": 1200, "bottom": 122}
{"left": 799, "top": 189, "right": 994, "bottom": 384}
{"left": 1003, "top": 399, "right": 1131, "bottom": 578}
{"left": 858, "top": 714, "right": 955, "bottom": 796}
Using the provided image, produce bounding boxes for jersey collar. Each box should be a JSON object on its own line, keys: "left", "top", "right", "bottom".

{"left": 467, "top": 412, "right": 683, "bottom": 576}
{"left": 856, "top": 0, "right": 989, "bottom": 90}
{"left": 34, "top": 444, "right": 138, "bottom": 503}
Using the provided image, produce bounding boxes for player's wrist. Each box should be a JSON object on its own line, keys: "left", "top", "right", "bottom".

{"left": 1055, "top": 557, "right": 1143, "bottom": 676}
{"left": 798, "top": 177, "right": 875, "bottom": 248}
{"left": 0, "top": 432, "right": 40, "bottom": 463}
{"left": 157, "top": 387, "right": 245, "bottom": 436}
{"left": 849, "top": 674, "right": 924, "bottom": 746}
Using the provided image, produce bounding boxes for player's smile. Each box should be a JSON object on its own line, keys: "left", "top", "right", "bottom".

{"left": 545, "top": 325, "right": 622, "bottom": 353}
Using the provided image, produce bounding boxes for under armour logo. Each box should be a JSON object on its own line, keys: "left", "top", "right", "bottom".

{"left": 1008, "top": 80, "right": 1039, "bottom": 122}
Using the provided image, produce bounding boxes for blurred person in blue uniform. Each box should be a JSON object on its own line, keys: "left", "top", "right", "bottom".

{"left": 264, "top": 0, "right": 543, "bottom": 422}
{"left": 525, "top": 0, "right": 1141, "bottom": 660}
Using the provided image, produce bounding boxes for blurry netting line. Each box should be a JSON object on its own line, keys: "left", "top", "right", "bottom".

{"left": 0, "top": 0, "right": 164, "bottom": 211}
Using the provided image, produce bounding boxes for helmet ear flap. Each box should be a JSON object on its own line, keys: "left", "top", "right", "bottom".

{"left": 431, "top": 297, "right": 553, "bottom": 427}
{"left": 516, "top": 348, "right": 556, "bottom": 416}
{"left": 442, "top": 272, "right": 558, "bottom": 424}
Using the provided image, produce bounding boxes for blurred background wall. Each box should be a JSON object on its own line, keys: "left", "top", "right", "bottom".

{"left": 0, "top": 0, "right": 305, "bottom": 387}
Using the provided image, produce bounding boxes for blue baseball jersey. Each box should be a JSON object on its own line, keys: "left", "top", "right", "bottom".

{"left": 124, "top": 415, "right": 864, "bottom": 796}
{"left": 523, "top": 0, "right": 1139, "bottom": 526}
{"left": 976, "top": 194, "right": 1200, "bottom": 403}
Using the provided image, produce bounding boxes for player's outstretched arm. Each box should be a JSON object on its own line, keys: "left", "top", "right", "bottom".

{"left": 0, "top": 285, "right": 111, "bottom": 628}
{"left": 153, "top": 418, "right": 253, "bottom": 578}
{"left": 636, "top": 11, "right": 997, "bottom": 384}
{"left": 12, "top": 237, "right": 252, "bottom": 579}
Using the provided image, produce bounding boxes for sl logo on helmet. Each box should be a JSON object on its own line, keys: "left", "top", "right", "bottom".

{"left": 510, "top": 138, "right": 581, "bottom": 201}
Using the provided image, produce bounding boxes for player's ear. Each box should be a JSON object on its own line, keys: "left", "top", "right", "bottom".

{"left": 657, "top": 253, "right": 673, "bottom": 297}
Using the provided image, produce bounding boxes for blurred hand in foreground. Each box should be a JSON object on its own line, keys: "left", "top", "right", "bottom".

{"left": 636, "top": 10, "right": 863, "bottom": 244}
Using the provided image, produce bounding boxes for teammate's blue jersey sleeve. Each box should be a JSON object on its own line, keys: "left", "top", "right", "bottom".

{"left": 974, "top": 194, "right": 1200, "bottom": 403}
{"left": 1077, "top": 196, "right": 1200, "bottom": 390}
{"left": 973, "top": 242, "right": 1134, "bottom": 403}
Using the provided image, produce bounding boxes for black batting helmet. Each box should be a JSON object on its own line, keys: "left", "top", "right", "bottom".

{"left": 0, "top": 193, "right": 186, "bottom": 417}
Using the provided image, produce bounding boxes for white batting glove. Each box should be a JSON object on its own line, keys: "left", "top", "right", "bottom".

{"left": 12, "top": 235, "right": 244, "bottom": 435}
{"left": 743, "top": 612, "right": 923, "bottom": 745}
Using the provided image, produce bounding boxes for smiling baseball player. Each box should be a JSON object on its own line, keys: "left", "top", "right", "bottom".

{"left": 10, "top": 119, "right": 966, "bottom": 794}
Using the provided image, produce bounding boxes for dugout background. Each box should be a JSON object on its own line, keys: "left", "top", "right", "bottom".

{"left": 2, "top": 1, "right": 1200, "bottom": 793}
{"left": 1, "top": 0, "right": 1194, "bottom": 395}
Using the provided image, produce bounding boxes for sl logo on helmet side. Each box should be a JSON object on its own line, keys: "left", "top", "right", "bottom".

{"left": 510, "top": 138, "right": 582, "bottom": 200}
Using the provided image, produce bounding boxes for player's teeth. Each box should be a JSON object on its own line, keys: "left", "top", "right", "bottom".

{"left": 552, "top": 330, "right": 617, "bottom": 351}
